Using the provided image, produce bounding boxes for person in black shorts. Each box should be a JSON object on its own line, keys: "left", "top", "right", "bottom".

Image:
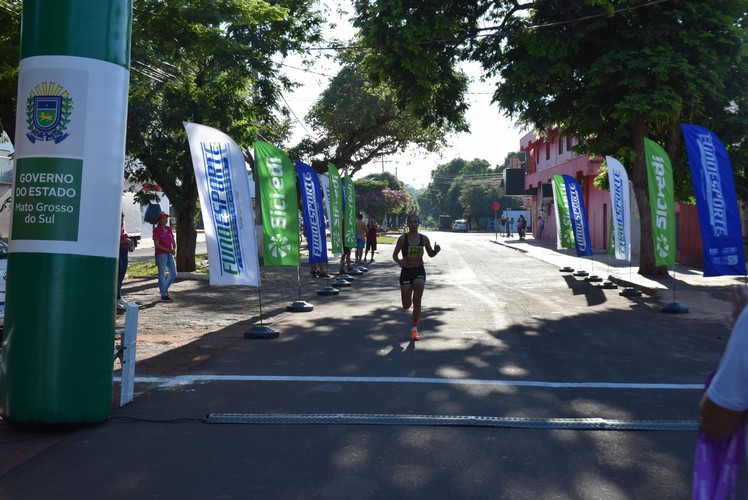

{"left": 364, "top": 217, "right": 378, "bottom": 262}
{"left": 392, "top": 214, "right": 441, "bottom": 341}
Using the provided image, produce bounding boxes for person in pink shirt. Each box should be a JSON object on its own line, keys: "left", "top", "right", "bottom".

{"left": 153, "top": 211, "right": 176, "bottom": 301}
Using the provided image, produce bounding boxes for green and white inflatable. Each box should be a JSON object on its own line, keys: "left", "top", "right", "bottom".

{"left": 0, "top": 1, "right": 132, "bottom": 424}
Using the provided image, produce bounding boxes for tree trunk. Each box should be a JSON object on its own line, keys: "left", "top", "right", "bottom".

{"left": 631, "top": 118, "right": 669, "bottom": 276}
{"left": 174, "top": 174, "right": 198, "bottom": 272}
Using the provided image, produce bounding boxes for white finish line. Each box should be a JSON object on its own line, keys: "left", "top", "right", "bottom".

{"left": 113, "top": 375, "right": 703, "bottom": 390}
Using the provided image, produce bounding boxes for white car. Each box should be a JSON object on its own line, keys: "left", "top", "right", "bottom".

{"left": 452, "top": 219, "right": 468, "bottom": 232}
{"left": 0, "top": 238, "right": 6, "bottom": 327}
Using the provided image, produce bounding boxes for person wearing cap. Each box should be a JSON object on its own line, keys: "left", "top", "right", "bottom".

{"left": 153, "top": 211, "right": 176, "bottom": 301}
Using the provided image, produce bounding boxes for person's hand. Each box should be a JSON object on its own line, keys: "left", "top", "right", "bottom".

{"left": 729, "top": 285, "right": 748, "bottom": 326}
{"left": 434, "top": 243, "right": 441, "bottom": 254}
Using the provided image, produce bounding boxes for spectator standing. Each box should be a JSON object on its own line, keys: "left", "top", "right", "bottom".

{"left": 537, "top": 216, "right": 545, "bottom": 240}
{"left": 339, "top": 219, "right": 352, "bottom": 274}
{"left": 310, "top": 262, "right": 330, "bottom": 278}
{"left": 517, "top": 215, "right": 526, "bottom": 240}
{"left": 364, "top": 218, "right": 378, "bottom": 262}
{"left": 153, "top": 211, "right": 176, "bottom": 301}
{"left": 355, "top": 212, "right": 367, "bottom": 265}
{"left": 117, "top": 213, "right": 134, "bottom": 310}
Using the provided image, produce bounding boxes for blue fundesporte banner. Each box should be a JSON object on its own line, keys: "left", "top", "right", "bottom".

{"left": 296, "top": 161, "right": 327, "bottom": 264}
{"left": 563, "top": 175, "right": 592, "bottom": 257}
{"left": 681, "top": 124, "right": 746, "bottom": 277}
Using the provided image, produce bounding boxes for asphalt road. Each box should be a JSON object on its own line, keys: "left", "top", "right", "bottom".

{"left": 0, "top": 231, "right": 740, "bottom": 499}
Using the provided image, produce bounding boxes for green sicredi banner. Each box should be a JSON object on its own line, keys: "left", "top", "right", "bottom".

{"left": 327, "top": 164, "right": 343, "bottom": 255}
{"left": 552, "top": 174, "right": 575, "bottom": 249}
{"left": 644, "top": 138, "right": 675, "bottom": 267}
{"left": 254, "top": 140, "right": 300, "bottom": 266}
{"left": 343, "top": 172, "right": 357, "bottom": 248}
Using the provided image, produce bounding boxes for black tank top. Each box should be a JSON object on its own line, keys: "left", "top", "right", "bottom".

{"left": 402, "top": 234, "right": 424, "bottom": 259}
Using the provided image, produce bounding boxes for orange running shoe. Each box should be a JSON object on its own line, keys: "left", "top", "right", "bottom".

{"left": 410, "top": 329, "right": 420, "bottom": 341}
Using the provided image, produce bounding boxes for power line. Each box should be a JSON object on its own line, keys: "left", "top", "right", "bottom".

{"left": 281, "top": 93, "right": 317, "bottom": 140}
{"left": 306, "top": 0, "right": 672, "bottom": 51}
{"left": 278, "top": 62, "right": 336, "bottom": 79}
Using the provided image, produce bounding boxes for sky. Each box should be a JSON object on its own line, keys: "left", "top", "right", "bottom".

{"left": 280, "top": 2, "right": 529, "bottom": 189}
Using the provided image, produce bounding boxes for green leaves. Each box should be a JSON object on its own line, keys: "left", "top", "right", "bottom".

{"left": 292, "top": 53, "right": 458, "bottom": 175}
{"left": 125, "top": 0, "right": 324, "bottom": 269}
{"left": 0, "top": 0, "right": 21, "bottom": 143}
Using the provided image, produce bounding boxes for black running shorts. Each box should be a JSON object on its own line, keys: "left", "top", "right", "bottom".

{"left": 399, "top": 265, "right": 426, "bottom": 285}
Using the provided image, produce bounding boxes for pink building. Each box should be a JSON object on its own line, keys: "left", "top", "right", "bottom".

{"left": 520, "top": 129, "right": 619, "bottom": 252}
{"left": 519, "top": 128, "right": 708, "bottom": 267}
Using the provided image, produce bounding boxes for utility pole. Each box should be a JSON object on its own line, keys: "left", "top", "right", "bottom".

{"left": 380, "top": 156, "right": 393, "bottom": 173}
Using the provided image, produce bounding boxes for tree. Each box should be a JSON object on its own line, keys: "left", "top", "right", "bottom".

{"left": 423, "top": 157, "right": 501, "bottom": 219}
{"left": 127, "top": 0, "right": 323, "bottom": 271}
{"left": 354, "top": 172, "right": 415, "bottom": 221}
{"left": 0, "top": 0, "right": 325, "bottom": 270}
{"left": 358, "top": 189, "right": 411, "bottom": 220}
{"left": 364, "top": 171, "right": 402, "bottom": 190}
{"left": 288, "top": 50, "right": 466, "bottom": 175}
{"left": 352, "top": 0, "right": 479, "bottom": 129}
{"left": 0, "top": 0, "right": 21, "bottom": 144}
{"left": 424, "top": 158, "right": 468, "bottom": 219}
{"left": 416, "top": 192, "right": 433, "bottom": 225}
{"left": 458, "top": 180, "right": 503, "bottom": 222}
{"left": 354, "top": 0, "right": 748, "bottom": 275}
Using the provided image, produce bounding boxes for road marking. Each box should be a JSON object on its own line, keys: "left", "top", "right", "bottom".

{"left": 114, "top": 374, "right": 703, "bottom": 390}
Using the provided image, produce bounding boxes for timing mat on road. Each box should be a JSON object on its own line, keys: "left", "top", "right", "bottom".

{"left": 116, "top": 374, "right": 703, "bottom": 390}
{"left": 203, "top": 412, "right": 698, "bottom": 431}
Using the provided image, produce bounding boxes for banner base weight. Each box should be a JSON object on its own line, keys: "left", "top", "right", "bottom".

{"left": 245, "top": 325, "right": 279, "bottom": 339}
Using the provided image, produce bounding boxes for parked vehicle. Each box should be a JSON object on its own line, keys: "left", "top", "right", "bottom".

{"left": 121, "top": 191, "right": 143, "bottom": 249}
{"left": 439, "top": 215, "right": 454, "bottom": 230}
{"left": 452, "top": 219, "right": 468, "bottom": 232}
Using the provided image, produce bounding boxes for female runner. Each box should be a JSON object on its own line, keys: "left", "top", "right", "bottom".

{"left": 392, "top": 214, "right": 441, "bottom": 341}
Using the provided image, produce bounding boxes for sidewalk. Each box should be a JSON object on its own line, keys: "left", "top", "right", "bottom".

{"left": 493, "top": 233, "right": 741, "bottom": 324}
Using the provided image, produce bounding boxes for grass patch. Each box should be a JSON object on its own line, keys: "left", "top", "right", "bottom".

{"left": 127, "top": 238, "right": 403, "bottom": 278}
{"left": 127, "top": 254, "right": 210, "bottom": 277}
{"left": 377, "top": 235, "right": 398, "bottom": 244}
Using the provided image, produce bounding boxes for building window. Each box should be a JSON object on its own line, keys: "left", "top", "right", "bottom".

{"left": 545, "top": 142, "right": 551, "bottom": 161}
{"left": 567, "top": 136, "right": 573, "bottom": 152}
{"left": 558, "top": 137, "right": 564, "bottom": 155}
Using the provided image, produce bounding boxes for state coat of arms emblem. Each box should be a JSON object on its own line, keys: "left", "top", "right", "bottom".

{"left": 26, "top": 82, "right": 73, "bottom": 144}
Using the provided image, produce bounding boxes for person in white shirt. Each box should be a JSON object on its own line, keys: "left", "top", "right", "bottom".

{"left": 699, "top": 285, "right": 748, "bottom": 443}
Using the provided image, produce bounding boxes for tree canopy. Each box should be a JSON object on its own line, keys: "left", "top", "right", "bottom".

{"left": 354, "top": 0, "right": 748, "bottom": 275}
{"left": 422, "top": 157, "right": 519, "bottom": 223}
{"left": 0, "top": 0, "right": 325, "bottom": 270}
{"left": 0, "top": 0, "right": 21, "bottom": 144}
{"left": 288, "top": 50, "right": 466, "bottom": 176}
{"left": 354, "top": 171, "right": 416, "bottom": 221}
{"left": 126, "top": 0, "right": 324, "bottom": 270}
